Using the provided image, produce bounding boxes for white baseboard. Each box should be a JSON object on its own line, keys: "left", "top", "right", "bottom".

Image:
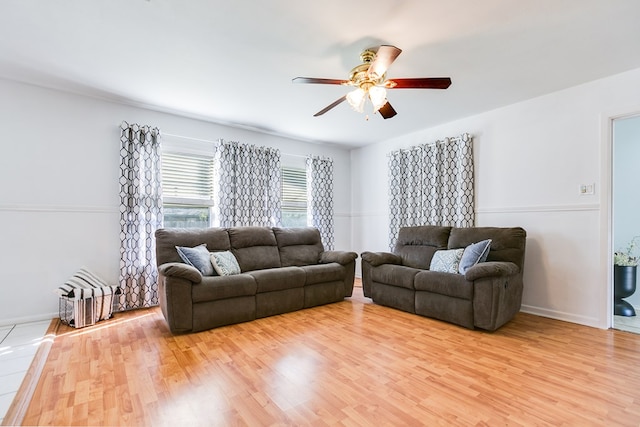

{"left": 521, "top": 304, "right": 604, "bottom": 329}
{"left": 0, "top": 311, "right": 58, "bottom": 327}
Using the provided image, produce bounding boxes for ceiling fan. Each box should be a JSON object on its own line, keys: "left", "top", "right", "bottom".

{"left": 292, "top": 45, "right": 451, "bottom": 119}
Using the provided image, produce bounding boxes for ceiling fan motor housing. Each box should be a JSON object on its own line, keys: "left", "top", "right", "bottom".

{"left": 349, "top": 49, "right": 386, "bottom": 90}
{"left": 348, "top": 49, "right": 386, "bottom": 89}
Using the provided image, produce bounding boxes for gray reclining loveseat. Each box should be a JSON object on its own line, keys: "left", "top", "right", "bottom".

{"left": 361, "top": 225, "right": 526, "bottom": 331}
{"left": 155, "top": 226, "right": 357, "bottom": 333}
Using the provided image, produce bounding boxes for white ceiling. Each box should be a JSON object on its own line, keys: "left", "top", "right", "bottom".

{"left": 2, "top": 1, "right": 640, "bottom": 148}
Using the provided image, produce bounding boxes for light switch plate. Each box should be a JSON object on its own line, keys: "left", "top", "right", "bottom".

{"left": 579, "top": 183, "right": 595, "bottom": 195}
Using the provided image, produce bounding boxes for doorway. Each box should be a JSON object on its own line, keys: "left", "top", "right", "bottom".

{"left": 612, "top": 114, "right": 640, "bottom": 333}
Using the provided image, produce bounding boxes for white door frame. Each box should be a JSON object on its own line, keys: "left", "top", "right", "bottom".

{"left": 602, "top": 108, "right": 640, "bottom": 328}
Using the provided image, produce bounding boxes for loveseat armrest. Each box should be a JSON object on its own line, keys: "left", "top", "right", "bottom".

{"left": 464, "top": 261, "right": 519, "bottom": 281}
{"left": 158, "top": 262, "right": 203, "bottom": 284}
{"left": 361, "top": 251, "right": 402, "bottom": 267}
{"left": 320, "top": 251, "right": 358, "bottom": 265}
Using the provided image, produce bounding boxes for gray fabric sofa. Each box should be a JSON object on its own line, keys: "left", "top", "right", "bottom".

{"left": 155, "top": 226, "right": 358, "bottom": 333}
{"left": 361, "top": 226, "right": 526, "bottom": 331}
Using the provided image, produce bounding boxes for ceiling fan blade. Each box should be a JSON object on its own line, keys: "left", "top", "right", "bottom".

{"left": 293, "top": 77, "right": 350, "bottom": 85}
{"left": 378, "top": 102, "right": 397, "bottom": 119}
{"left": 367, "top": 45, "right": 402, "bottom": 79}
{"left": 385, "top": 77, "right": 452, "bottom": 89}
{"left": 313, "top": 95, "right": 347, "bottom": 117}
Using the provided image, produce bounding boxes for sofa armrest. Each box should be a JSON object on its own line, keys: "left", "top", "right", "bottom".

{"left": 360, "top": 251, "right": 403, "bottom": 298}
{"left": 320, "top": 251, "right": 358, "bottom": 265}
{"left": 464, "top": 261, "right": 519, "bottom": 281}
{"left": 361, "top": 251, "right": 402, "bottom": 267}
{"left": 158, "top": 262, "right": 203, "bottom": 284}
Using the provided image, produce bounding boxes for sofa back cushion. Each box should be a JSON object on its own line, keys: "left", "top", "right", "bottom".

{"left": 394, "top": 226, "right": 452, "bottom": 269}
{"left": 273, "top": 227, "right": 324, "bottom": 267}
{"left": 228, "top": 227, "right": 281, "bottom": 272}
{"left": 448, "top": 227, "right": 527, "bottom": 271}
{"left": 155, "top": 227, "right": 231, "bottom": 266}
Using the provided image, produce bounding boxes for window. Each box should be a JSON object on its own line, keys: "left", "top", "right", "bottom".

{"left": 161, "top": 151, "right": 310, "bottom": 229}
{"left": 162, "top": 152, "right": 215, "bottom": 228}
{"left": 281, "top": 166, "right": 307, "bottom": 227}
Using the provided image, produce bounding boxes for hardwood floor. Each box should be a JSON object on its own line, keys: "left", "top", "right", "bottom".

{"left": 14, "top": 284, "right": 640, "bottom": 426}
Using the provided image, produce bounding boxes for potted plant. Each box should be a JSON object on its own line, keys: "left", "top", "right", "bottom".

{"left": 614, "top": 236, "right": 639, "bottom": 316}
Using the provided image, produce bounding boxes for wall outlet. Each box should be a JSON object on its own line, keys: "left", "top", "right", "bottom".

{"left": 579, "top": 183, "right": 595, "bottom": 195}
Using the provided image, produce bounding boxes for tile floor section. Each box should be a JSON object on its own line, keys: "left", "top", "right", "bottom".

{"left": 0, "top": 320, "right": 51, "bottom": 425}
{"left": 614, "top": 313, "right": 640, "bottom": 334}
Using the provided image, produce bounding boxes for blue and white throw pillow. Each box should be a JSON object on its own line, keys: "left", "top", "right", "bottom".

{"left": 175, "top": 244, "right": 215, "bottom": 276}
{"left": 458, "top": 239, "right": 492, "bottom": 274}
{"left": 430, "top": 248, "right": 464, "bottom": 274}
{"left": 211, "top": 251, "right": 241, "bottom": 276}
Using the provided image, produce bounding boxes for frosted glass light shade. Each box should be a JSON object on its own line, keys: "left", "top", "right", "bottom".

{"left": 368, "top": 86, "right": 387, "bottom": 112}
{"left": 346, "top": 88, "right": 366, "bottom": 113}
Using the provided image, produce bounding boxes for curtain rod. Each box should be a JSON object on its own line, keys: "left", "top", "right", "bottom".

{"left": 161, "top": 131, "right": 310, "bottom": 159}
{"left": 162, "top": 132, "right": 218, "bottom": 144}
{"left": 387, "top": 133, "right": 472, "bottom": 156}
{"left": 282, "top": 153, "right": 308, "bottom": 159}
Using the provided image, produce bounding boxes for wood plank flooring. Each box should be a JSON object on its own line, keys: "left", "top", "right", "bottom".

{"left": 16, "top": 284, "right": 640, "bottom": 426}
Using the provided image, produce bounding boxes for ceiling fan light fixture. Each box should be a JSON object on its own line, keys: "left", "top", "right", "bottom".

{"left": 346, "top": 87, "right": 366, "bottom": 113}
{"left": 293, "top": 44, "right": 451, "bottom": 119}
{"left": 368, "top": 86, "right": 387, "bottom": 112}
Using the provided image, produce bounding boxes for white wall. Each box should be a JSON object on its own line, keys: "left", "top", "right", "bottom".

{"left": 0, "top": 78, "right": 353, "bottom": 325}
{"left": 351, "top": 67, "right": 640, "bottom": 329}
{"left": 6, "top": 65, "right": 640, "bottom": 329}
{"left": 613, "top": 115, "right": 640, "bottom": 309}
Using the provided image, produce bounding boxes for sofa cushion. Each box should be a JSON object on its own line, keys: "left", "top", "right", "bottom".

{"left": 458, "top": 239, "right": 492, "bottom": 274}
{"left": 273, "top": 227, "right": 324, "bottom": 266}
{"left": 175, "top": 244, "right": 215, "bottom": 276}
{"left": 371, "top": 264, "right": 420, "bottom": 290}
{"left": 228, "top": 227, "right": 281, "bottom": 271}
{"left": 429, "top": 248, "right": 464, "bottom": 273}
{"left": 414, "top": 270, "right": 473, "bottom": 300}
{"left": 448, "top": 227, "right": 526, "bottom": 270}
{"left": 191, "top": 274, "right": 257, "bottom": 303}
{"left": 394, "top": 225, "right": 452, "bottom": 269}
{"left": 211, "top": 251, "right": 241, "bottom": 276}
{"left": 248, "top": 267, "right": 305, "bottom": 293}
{"left": 301, "top": 263, "right": 344, "bottom": 285}
{"left": 156, "top": 227, "right": 231, "bottom": 265}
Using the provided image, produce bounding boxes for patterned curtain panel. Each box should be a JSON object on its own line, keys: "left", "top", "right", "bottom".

{"left": 214, "top": 140, "right": 282, "bottom": 227}
{"left": 388, "top": 133, "right": 474, "bottom": 250}
{"left": 118, "top": 121, "right": 162, "bottom": 311}
{"left": 306, "top": 156, "right": 335, "bottom": 250}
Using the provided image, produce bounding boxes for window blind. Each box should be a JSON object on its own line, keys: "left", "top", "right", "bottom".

{"left": 162, "top": 152, "right": 214, "bottom": 200}
{"left": 281, "top": 167, "right": 307, "bottom": 213}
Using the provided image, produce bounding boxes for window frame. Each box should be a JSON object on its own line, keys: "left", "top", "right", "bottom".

{"left": 161, "top": 144, "right": 217, "bottom": 228}
{"left": 280, "top": 156, "right": 308, "bottom": 228}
